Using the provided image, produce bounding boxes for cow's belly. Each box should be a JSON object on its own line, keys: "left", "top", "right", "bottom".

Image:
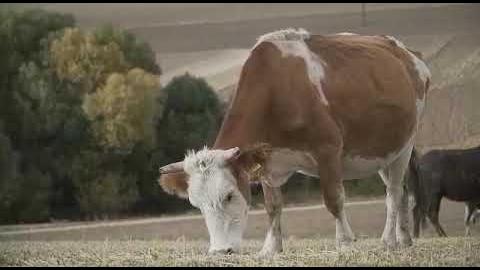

{"left": 270, "top": 134, "right": 413, "bottom": 184}
{"left": 296, "top": 155, "right": 397, "bottom": 180}
{"left": 341, "top": 155, "right": 395, "bottom": 180}
{"left": 293, "top": 154, "right": 402, "bottom": 180}
{"left": 341, "top": 132, "right": 415, "bottom": 180}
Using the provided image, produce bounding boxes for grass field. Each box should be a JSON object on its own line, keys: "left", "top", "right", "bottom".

{"left": 1, "top": 237, "right": 479, "bottom": 266}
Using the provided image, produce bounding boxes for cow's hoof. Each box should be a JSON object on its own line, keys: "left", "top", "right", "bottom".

{"left": 257, "top": 248, "right": 282, "bottom": 258}
{"left": 336, "top": 237, "right": 355, "bottom": 250}
{"left": 398, "top": 236, "right": 413, "bottom": 248}
{"left": 382, "top": 238, "right": 399, "bottom": 250}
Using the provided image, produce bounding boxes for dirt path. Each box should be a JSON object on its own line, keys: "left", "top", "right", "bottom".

{"left": 0, "top": 199, "right": 477, "bottom": 241}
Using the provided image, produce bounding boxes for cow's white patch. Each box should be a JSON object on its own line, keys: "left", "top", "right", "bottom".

{"left": 342, "top": 155, "right": 391, "bottom": 180}
{"left": 255, "top": 28, "right": 311, "bottom": 47}
{"left": 336, "top": 208, "right": 356, "bottom": 245}
{"left": 336, "top": 32, "right": 358, "bottom": 36}
{"left": 416, "top": 97, "right": 425, "bottom": 124}
{"left": 342, "top": 133, "right": 416, "bottom": 180}
{"left": 254, "top": 28, "right": 328, "bottom": 106}
{"left": 385, "top": 36, "right": 431, "bottom": 86}
{"left": 259, "top": 229, "right": 278, "bottom": 256}
{"left": 183, "top": 147, "right": 249, "bottom": 254}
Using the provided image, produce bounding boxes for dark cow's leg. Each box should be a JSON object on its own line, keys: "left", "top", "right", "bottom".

{"left": 259, "top": 182, "right": 283, "bottom": 257}
{"left": 464, "top": 202, "right": 476, "bottom": 237}
{"left": 413, "top": 202, "right": 423, "bottom": 238}
{"left": 316, "top": 146, "right": 355, "bottom": 248}
{"left": 379, "top": 145, "right": 413, "bottom": 248}
{"left": 428, "top": 193, "right": 447, "bottom": 237}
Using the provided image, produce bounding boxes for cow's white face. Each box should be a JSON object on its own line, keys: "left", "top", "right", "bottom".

{"left": 183, "top": 147, "right": 249, "bottom": 254}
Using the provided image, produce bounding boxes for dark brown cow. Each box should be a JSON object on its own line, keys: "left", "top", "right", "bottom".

{"left": 158, "top": 29, "right": 431, "bottom": 256}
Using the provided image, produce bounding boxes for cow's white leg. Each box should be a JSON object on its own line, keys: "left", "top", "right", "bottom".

{"left": 397, "top": 180, "right": 413, "bottom": 246}
{"left": 317, "top": 147, "right": 355, "bottom": 248}
{"left": 258, "top": 182, "right": 283, "bottom": 257}
{"left": 379, "top": 145, "right": 413, "bottom": 249}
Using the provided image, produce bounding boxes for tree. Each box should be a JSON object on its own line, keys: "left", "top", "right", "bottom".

{"left": 83, "top": 68, "right": 160, "bottom": 151}
{"left": 0, "top": 8, "right": 74, "bottom": 67}
{"left": 155, "top": 73, "right": 222, "bottom": 163}
{"left": 0, "top": 8, "right": 75, "bottom": 145}
{"left": 49, "top": 27, "right": 128, "bottom": 94}
{"left": 94, "top": 24, "right": 161, "bottom": 75}
{"left": 71, "top": 151, "right": 139, "bottom": 220}
{"left": 0, "top": 8, "right": 78, "bottom": 224}
{"left": 13, "top": 167, "right": 52, "bottom": 223}
{"left": 0, "top": 132, "right": 20, "bottom": 223}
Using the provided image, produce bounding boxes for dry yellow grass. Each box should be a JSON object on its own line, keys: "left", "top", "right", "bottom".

{"left": 1, "top": 237, "right": 479, "bottom": 266}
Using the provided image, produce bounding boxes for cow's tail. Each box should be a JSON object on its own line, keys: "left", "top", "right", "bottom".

{"left": 408, "top": 147, "right": 428, "bottom": 237}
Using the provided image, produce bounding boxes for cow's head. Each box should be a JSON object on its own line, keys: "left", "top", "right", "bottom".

{"left": 158, "top": 144, "right": 272, "bottom": 254}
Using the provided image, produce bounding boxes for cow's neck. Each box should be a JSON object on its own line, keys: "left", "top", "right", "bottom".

{"left": 213, "top": 85, "right": 268, "bottom": 150}
{"left": 212, "top": 110, "right": 263, "bottom": 150}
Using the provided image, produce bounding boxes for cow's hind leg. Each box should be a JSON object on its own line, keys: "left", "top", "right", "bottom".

{"left": 258, "top": 182, "right": 283, "bottom": 257}
{"left": 317, "top": 146, "right": 356, "bottom": 248}
{"left": 397, "top": 179, "right": 413, "bottom": 246}
{"left": 379, "top": 146, "right": 413, "bottom": 249}
{"left": 413, "top": 201, "right": 423, "bottom": 238}
{"left": 428, "top": 193, "right": 447, "bottom": 237}
{"left": 464, "top": 202, "right": 476, "bottom": 237}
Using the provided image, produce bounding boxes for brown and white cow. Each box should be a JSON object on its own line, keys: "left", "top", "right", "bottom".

{"left": 158, "top": 28, "right": 431, "bottom": 256}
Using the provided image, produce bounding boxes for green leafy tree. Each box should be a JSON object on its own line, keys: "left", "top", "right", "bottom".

{"left": 50, "top": 27, "right": 128, "bottom": 94}
{"left": 13, "top": 167, "right": 52, "bottom": 223}
{"left": 0, "top": 8, "right": 75, "bottom": 145}
{"left": 94, "top": 24, "right": 161, "bottom": 75}
{"left": 83, "top": 68, "right": 160, "bottom": 151}
{"left": 0, "top": 9, "right": 77, "bottom": 224}
{"left": 0, "top": 132, "right": 20, "bottom": 223}
{"left": 71, "top": 151, "right": 139, "bottom": 220}
{"left": 156, "top": 73, "right": 222, "bottom": 163}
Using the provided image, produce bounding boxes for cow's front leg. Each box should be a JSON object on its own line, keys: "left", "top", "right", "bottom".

{"left": 258, "top": 182, "right": 283, "bottom": 257}
{"left": 317, "top": 146, "right": 356, "bottom": 248}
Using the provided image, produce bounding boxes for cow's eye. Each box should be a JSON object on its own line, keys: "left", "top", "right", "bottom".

{"left": 225, "top": 192, "right": 234, "bottom": 203}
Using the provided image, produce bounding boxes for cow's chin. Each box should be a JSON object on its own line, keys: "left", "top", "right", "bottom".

{"left": 203, "top": 208, "right": 249, "bottom": 255}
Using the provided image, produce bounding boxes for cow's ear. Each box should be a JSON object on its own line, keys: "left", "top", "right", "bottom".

{"left": 158, "top": 172, "right": 189, "bottom": 199}
{"left": 229, "top": 143, "right": 272, "bottom": 182}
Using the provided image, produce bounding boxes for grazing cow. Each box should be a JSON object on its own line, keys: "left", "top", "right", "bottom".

{"left": 408, "top": 146, "right": 480, "bottom": 237}
{"left": 158, "top": 28, "right": 431, "bottom": 255}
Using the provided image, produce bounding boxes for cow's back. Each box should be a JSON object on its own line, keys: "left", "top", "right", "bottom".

{"left": 305, "top": 34, "right": 427, "bottom": 159}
